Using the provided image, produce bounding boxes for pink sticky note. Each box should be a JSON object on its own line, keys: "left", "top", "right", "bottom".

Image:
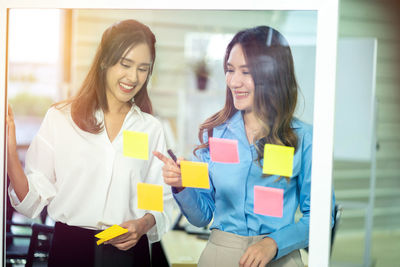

{"left": 254, "top": 186, "right": 284, "bottom": 217}
{"left": 209, "top": 137, "right": 239, "bottom": 163}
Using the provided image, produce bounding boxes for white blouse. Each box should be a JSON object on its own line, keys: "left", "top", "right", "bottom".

{"left": 8, "top": 104, "right": 174, "bottom": 243}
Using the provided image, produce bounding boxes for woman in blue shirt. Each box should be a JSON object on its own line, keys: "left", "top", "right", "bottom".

{"left": 154, "top": 26, "right": 335, "bottom": 267}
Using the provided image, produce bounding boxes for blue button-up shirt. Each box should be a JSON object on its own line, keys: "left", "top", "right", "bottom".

{"left": 174, "top": 110, "right": 335, "bottom": 259}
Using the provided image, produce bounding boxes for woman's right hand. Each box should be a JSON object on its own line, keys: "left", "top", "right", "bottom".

{"left": 152, "top": 151, "right": 184, "bottom": 192}
{"left": 7, "top": 104, "right": 18, "bottom": 158}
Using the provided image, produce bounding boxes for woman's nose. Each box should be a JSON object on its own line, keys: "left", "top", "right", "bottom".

{"left": 127, "top": 68, "right": 139, "bottom": 83}
{"left": 228, "top": 72, "right": 242, "bottom": 88}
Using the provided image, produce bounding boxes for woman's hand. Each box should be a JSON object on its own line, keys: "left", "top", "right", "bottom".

{"left": 152, "top": 151, "right": 184, "bottom": 192}
{"left": 6, "top": 104, "right": 18, "bottom": 158}
{"left": 239, "top": 237, "right": 278, "bottom": 267}
{"left": 106, "top": 214, "right": 155, "bottom": 251}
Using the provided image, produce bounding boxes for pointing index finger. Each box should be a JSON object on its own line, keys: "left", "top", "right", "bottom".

{"left": 153, "top": 151, "right": 173, "bottom": 165}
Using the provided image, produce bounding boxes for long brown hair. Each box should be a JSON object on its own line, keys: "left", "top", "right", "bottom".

{"left": 56, "top": 19, "right": 156, "bottom": 133}
{"left": 195, "top": 26, "right": 299, "bottom": 175}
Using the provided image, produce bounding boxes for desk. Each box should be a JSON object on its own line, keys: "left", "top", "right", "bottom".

{"left": 161, "top": 230, "right": 207, "bottom": 267}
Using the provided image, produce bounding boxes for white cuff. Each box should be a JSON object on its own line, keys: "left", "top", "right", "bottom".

{"left": 146, "top": 211, "right": 166, "bottom": 243}
{"left": 8, "top": 181, "right": 40, "bottom": 219}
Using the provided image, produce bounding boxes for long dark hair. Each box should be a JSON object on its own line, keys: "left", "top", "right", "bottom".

{"left": 195, "top": 26, "right": 299, "bottom": 177}
{"left": 56, "top": 19, "right": 156, "bottom": 133}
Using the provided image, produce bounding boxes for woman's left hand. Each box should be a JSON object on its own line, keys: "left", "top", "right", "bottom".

{"left": 239, "top": 237, "right": 278, "bottom": 267}
{"left": 106, "top": 214, "right": 155, "bottom": 251}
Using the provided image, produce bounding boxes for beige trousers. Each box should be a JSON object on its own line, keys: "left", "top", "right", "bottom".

{"left": 198, "top": 229, "right": 304, "bottom": 267}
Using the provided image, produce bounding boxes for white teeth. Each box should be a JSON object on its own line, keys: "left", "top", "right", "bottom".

{"left": 120, "top": 82, "right": 134, "bottom": 90}
{"left": 236, "top": 92, "right": 249, "bottom": 96}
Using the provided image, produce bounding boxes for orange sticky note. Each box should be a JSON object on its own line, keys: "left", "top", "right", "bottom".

{"left": 263, "top": 144, "right": 294, "bottom": 177}
{"left": 180, "top": 161, "right": 210, "bottom": 189}
{"left": 95, "top": 225, "right": 128, "bottom": 245}
{"left": 123, "top": 130, "right": 148, "bottom": 160}
{"left": 254, "top": 186, "right": 284, "bottom": 217}
{"left": 209, "top": 137, "right": 239, "bottom": 163}
{"left": 137, "top": 183, "right": 163, "bottom": 212}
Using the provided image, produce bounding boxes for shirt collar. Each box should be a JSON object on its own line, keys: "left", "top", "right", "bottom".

{"left": 215, "top": 109, "right": 301, "bottom": 133}
{"left": 130, "top": 102, "right": 144, "bottom": 121}
{"left": 214, "top": 110, "right": 242, "bottom": 129}
{"left": 95, "top": 102, "right": 144, "bottom": 123}
{"left": 213, "top": 110, "right": 243, "bottom": 138}
{"left": 290, "top": 118, "right": 302, "bottom": 129}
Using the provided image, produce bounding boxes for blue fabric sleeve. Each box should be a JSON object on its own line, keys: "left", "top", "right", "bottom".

{"left": 268, "top": 129, "right": 336, "bottom": 259}
{"left": 173, "top": 186, "right": 215, "bottom": 228}
{"left": 267, "top": 131, "right": 312, "bottom": 259}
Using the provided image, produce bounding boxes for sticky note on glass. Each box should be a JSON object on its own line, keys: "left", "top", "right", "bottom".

{"left": 137, "top": 183, "right": 163, "bottom": 212}
{"left": 254, "top": 186, "right": 284, "bottom": 217}
{"left": 209, "top": 137, "right": 239, "bottom": 163}
{"left": 180, "top": 161, "right": 210, "bottom": 189}
{"left": 123, "top": 130, "right": 148, "bottom": 160}
{"left": 263, "top": 144, "right": 294, "bottom": 177}
{"left": 95, "top": 225, "right": 128, "bottom": 245}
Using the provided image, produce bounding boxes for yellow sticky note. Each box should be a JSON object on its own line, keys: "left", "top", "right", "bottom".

{"left": 263, "top": 144, "right": 294, "bottom": 177}
{"left": 180, "top": 161, "right": 210, "bottom": 189}
{"left": 95, "top": 225, "right": 128, "bottom": 245}
{"left": 97, "top": 239, "right": 106, "bottom": 245}
{"left": 123, "top": 130, "right": 148, "bottom": 160}
{"left": 137, "top": 183, "right": 163, "bottom": 212}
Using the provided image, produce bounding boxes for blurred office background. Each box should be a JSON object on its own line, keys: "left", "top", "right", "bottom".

{"left": 5, "top": 1, "right": 400, "bottom": 266}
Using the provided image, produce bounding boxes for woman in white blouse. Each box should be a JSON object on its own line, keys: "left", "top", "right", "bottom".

{"left": 6, "top": 19, "right": 173, "bottom": 266}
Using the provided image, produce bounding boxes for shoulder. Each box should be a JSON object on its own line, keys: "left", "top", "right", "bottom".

{"left": 44, "top": 104, "right": 71, "bottom": 122}
{"left": 141, "top": 112, "right": 163, "bottom": 129}
{"left": 132, "top": 111, "right": 165, "bottom": 138}
{"left": 35, "top": 105, "right": 72, "bottom": 137}
{"left": 131, "top": 104, "right": 162, "bottom": 128}
{"left": 292, "top": 118, "right": 313, "bottom": 149}
{"left": 141, "top": 112, "right": 161, "bottom": 124}
{"left": 292, "top": 118, "right": 312, "bottom": 137}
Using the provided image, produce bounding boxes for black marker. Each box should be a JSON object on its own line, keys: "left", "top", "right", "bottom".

{"left": 167, "top": 149, "right": 184, "bottom": 194}
{"left": 167, "top": 149, "right": 178, "bottom": 163}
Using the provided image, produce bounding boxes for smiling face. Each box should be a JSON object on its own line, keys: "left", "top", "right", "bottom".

{"left": 105, "top": 42, "right": 152, "bottom": 110}
{"left": 226, "top": 44, "right": 255, "bottom": 113}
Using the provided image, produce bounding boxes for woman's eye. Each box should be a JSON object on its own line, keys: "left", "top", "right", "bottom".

{"left": 243, "top": 71, "right": 250, "bottom": 75}
{"left": 138, "top": 68, "right": 149, "bottom": 72}
{"left": 120, "top": 62, "right": 131, "bottom": 68}
{"left": 226, "top": 69, "right": 234, "bottom": 73}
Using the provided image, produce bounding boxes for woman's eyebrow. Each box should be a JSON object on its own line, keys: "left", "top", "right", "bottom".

{"left": 121, "top": 57, "right": 134, "bottom": 63}
{"left": 227, "top": 62, "right": 249, "bottom": 68}
{"left": 121, "top": 57, "right": 151, "bottom": 66}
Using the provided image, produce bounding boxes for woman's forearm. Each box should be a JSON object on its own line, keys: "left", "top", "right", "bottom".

{"left": 7, "top": 153, "right": 29, "bottom": 202}
{"left": 141, "top": 213, "right": 156, "bottom": 233}
{"left": 7, "top": 105, "right": 29, "bottom": 202}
